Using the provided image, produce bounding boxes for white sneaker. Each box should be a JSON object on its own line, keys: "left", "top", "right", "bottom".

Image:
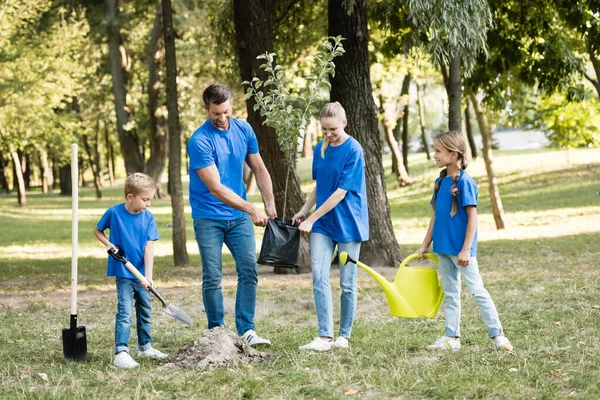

{"left": 494, "top": 335, "right": 514, "bottom": 352}
{"left": 138, "top": 346, "right": 168, "bottom": 359}
{"left": 299, "top": 337, "right": 334, "bottom": 351}
{"left": 333, "top": 337, "right": 349, "bottom": 349}
{"left": 113, "top": 352, "right": 139, "bottom": 368}
{"left": 242, "top": 329, "right": 271, "bottom": 346}
{"left": 426, "top": 336, "right": 461, "bottom": 352}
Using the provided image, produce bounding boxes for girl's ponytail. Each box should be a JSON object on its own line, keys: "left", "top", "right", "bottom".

{"left": 432, "top": 131, "right": 470, "bottom": 217}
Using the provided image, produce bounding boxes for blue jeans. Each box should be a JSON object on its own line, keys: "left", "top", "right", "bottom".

{"left": 436, "top": 254, "right": 503, "bottom": 339}
{"left": 310, "top": 232, "right": 361, "bottom": 338}
{"left": 193, "top": 214, "right": 258, "bottom": 335}
{"left": 115, "top": 277, "right": 153, "bottom": 354}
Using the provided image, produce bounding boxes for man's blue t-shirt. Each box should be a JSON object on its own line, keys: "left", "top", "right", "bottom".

{"left": 186, "top": 118, "right": 259, "bottom": 220}
{"left": 97, "top": 204, "right": 159, "bottom": 278}
{"left": 312, "top": 137, "right": 369, "bottom": 243}
{"left": 432, "top": 170, "right": 478, "bottom": 256}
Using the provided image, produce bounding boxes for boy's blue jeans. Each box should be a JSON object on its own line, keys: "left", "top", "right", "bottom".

{"left": 436, "top": 254, "right": 503, "bottom": 339}
{"left": 115, "top": 277, "right": 153, "bottom": 354}
{"left": 193, "top": 214, "right": 258, "bottom": 335}
{"left": 310, "top": 232, "right": 361, "bottom": 338}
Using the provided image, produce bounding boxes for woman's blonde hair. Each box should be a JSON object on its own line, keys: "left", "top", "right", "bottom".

{"left": 431, "top": 131, "right": 470, "bottom": 217}
{"left": 319, "top": 102, "right": 347, "bottom": 158}
{"left": 124, "top": 173, "right": 156, "bottom": 198}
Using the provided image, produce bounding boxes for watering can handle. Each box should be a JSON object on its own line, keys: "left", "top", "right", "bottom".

{"left": 400, "top": 253, "right": 439, "bottom": 268}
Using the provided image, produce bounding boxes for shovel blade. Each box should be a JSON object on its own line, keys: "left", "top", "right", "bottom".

{"left": 163, "top": 303, "right": 193, "bottom": 326}
{"left": 62, "top": 326, "right": 87, "bottom": 361}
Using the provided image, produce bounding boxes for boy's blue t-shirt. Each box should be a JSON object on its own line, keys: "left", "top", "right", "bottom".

{"left": 97, "top": 203, "right": 159, "bottom": 278}
{"left": 311, "top": 137, "right": 369, "bottom": 243}
{"left": 431, "top": 170, "right": 478, "bottom": 256}
{"left": 186, "top": 118, "right": 259, "bottom": 220}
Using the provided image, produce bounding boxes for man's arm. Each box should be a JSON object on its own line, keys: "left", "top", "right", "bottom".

{"left": 196, "top": 165, "right": 268, "bottom": 226}
{"left": 246, "top": 152, "right": 277, "bottom": 219}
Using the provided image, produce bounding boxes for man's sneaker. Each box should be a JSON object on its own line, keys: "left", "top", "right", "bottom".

{"left": 426, "top": 336, "right": 461, "bottom": 352}
{"left": 113, "top": 352, "right": 139, "bottom": 369}
{"left": 299, "top": 337, "right": 334, "bottom": 351}
{"left": 138, "top": 346, "right": 168, "bottom": 359}
{"left": 333, "top": 337, "right": 349, "bottom": 349}
{"left": 242, "top": 329, "right": 271, "bottom": 346}
{"left": 494, "top": 335, "right": 514, "bottom": 352}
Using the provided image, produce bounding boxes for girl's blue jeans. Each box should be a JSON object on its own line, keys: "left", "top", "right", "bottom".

{"left": 436, "top": 254, "right": 503, "bottom": 339}
{"left": 310, "top": 232, "right": 361, "bottom": 338}
{"left": 115, "top": 277, "right": 153, "bottom": 354}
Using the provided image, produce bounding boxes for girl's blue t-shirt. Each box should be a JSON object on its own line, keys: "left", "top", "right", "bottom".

{"left": 431, "top": 170, "right": 478, "bottom": 256}
{"left": 186, "top": 118, "right": 259, "bottom": 220}
{"left": 312, "top": 137, "right": 369, "bottom": 243}
{"left": 97, "top": 203, "right": 159, "bottom": 278}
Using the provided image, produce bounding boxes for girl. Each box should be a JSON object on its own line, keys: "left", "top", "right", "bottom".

{"left": 292, "top": 102, "right": 369, "bottom": 351}
{"left": 417, "top": 131, "right": 513, "bottom": 352}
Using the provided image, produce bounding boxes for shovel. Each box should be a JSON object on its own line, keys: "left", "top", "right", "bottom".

{"left": 107, "top": 247, "right": 193, "bottom": 326}
{"left": 62, "top": 143, "right": 87, "bottom": 361}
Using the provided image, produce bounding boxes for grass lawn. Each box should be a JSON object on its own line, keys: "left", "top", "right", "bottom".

{"left": 1, "top": 147, "right": 599, "bottom": 399}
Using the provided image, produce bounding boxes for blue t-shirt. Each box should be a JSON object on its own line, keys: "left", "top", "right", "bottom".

{"left": 96, "top": 204, "right": 159, "bottom": 278}
{"left": 431, "top": 170, "right": 478, "bottom": 256}
{"left": 186, "top": 118, "right": 259, "bottom": 220}
{"left": 311, "top": 137, "right": 369, "bottom": 242}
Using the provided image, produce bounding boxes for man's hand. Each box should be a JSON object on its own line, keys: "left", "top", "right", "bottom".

{"left": 250, "top": 208, "right": 269, "bottom": 227}
{"left": 265, "top": 203, "right": 277, "bottom": 219}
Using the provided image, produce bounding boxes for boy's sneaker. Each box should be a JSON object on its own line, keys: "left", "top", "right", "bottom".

{"left": 242, "top": 329, "right": 271, "bottom": 346}
{"left": 333, "top": 337, "right": 349, "bottom": 349}
{"left": 426, "top": 336, "right": 461, "bottom": 352}
{"left": 299, "top": 337, "right": 334, "bottom": 351}
{"left": 138, "top": 346, "right": 168, "bottom": 359}
{"left": 494, "top": 335, "right": 514, "bottom": 352}
{"left": 113, "top": 352, "right": 139, "bottom": 369}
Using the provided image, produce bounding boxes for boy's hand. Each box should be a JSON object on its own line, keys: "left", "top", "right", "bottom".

{"left": 142, "top": 278, "right": 154, "bottom": 291}
{"left": 457, "top": 249, "right": 470, "bottom": 266}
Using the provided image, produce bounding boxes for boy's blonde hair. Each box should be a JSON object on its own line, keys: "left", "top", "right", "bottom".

{"left": 319, "top": 102, "right": 347, "bottom": 158}
{"left": 124, "top": 173, "right": 155, "bottom": 198}
{"left": 431, "top": 131, "right": 470, "bottom": 217}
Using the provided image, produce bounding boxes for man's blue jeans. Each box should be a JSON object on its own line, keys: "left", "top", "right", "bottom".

{"left": 193, "top": 214, "right": 258, "bottom": 335}
{"left": 115, "top": 277, "right": 153, "bottom": 354}
{"left": 310, "top": 232, "right": 361, "bottom": 338}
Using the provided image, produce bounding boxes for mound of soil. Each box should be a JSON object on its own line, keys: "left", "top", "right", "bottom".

{"left": 163, "top": 326, "right": 275, "bottom": 370}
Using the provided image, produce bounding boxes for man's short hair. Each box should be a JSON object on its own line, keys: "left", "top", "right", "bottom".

{"left": 124, "top": 173, "right": 155, "bottom": 197}
{"left": 203, "top": 84, "right": 233, "bottom": 107}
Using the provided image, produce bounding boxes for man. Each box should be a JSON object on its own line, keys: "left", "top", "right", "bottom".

{"left": 187, "top": 83, "right": 276, "bottom": 346}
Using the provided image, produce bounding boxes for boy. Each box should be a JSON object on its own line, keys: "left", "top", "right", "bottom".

{"left": 94, "top": 172, "right": 167, "bottom": 368}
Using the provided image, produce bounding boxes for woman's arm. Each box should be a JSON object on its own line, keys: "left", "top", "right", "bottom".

{"left": 291, "top": 188, "right": 317, "bottom": 225}
{"left": 297, "top": 188, "right": 347, "bottom": 233}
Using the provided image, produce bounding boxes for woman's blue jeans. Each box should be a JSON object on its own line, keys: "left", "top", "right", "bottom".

{"left": 193, "top": 214, "right": 258, "bottom": 335}
{"left": 115, "top": 277, "right": 153, "bottom": 354}
{"left": 310, "top": 232, "right": 361, "bottom": 338}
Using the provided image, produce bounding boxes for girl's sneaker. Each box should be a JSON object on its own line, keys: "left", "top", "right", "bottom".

{"left": 426, "top": 336, "right": 461, "bottom": 352}
{"left": 138, "top": 346, "right": 168, "bottom": 359}
{"left": 333, "top": 337, "right": 349, "bottom": 349}
{"left": 494, "top": 335, "right": 513, "bottom": 352}
{"left": 299, "top": 337, "right": 334, "bottom": 351}
{"left": 113, "top": 352, "right": 139, "bottom": 368}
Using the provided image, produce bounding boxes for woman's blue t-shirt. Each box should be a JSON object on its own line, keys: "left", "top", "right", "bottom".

{"left": 431, "top": 170, "right": 478, "bottom": 256}
{"left": 311, "top": 137, "right": 369, "bottom": 243}
{"left": 97, "top": 203, "right": 159, "bottom": 278}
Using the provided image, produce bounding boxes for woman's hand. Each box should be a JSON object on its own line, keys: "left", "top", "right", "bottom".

{"left": 298, "top": 219, "right": 314, "bottom": 233}
{"left": 292, "top": 211, "right": 308, "bottom": 226}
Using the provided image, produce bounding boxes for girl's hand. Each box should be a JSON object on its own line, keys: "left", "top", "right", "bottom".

{"left": 298, "top": 219, "right": 313, "bottom": 233}
{"left": 457, "top": 249, "right": 470, "bottom": 266}
{"left": 142, "top": 278, "right": 154, "bottom": 291}
{"left": 416, "top": 246, "right": 429, "bottom": 259}
{"left": 292, "top": 211, "right": 307, "bottom": 225}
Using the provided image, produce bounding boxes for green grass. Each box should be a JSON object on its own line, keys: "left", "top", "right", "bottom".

{"left": 1, "top": 147, "right": 600, "bottom": 399}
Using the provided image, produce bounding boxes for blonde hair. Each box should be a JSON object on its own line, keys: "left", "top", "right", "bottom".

{"left": 431, "top": 131, "right": 470, "bottom": 217}
{"left": 319, "top": 102, "right": 347, "bottom": 158}
{"left": 124, "top": 173, "right": 155, "bottom": 198}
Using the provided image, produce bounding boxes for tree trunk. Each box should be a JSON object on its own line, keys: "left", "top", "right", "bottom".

{"left": 105, "top": 0, "right": 144, "bottom": 174}
{"left": 586, "top": 37, "right": 600, "bottom": 99}
{"left": 470, "top": 94, "right": 505, "bottom": 230}
{"left": 146, "top": 0, "right": 168, "bottom": 198}
{"left": 245, "top": 168, "right": 257, "bottom": 195}
{"left": 10, "top": 149, "right": 26, "bottom": 206}
{"left": 417, "top": 84, "right": 431, "bottom": 160}
{"left": 464, "top": 99, "right": 477, "bottom": 160}
{"left": 447, "top": 56, "right": 462, "bottom": 131}
{"left": 20, "top": 151, "right": 31, "bottom": 189}
{"left": 392, "top": 75, "right": 411, "bottom": 174}
{"left": 401, "top": 75, "right": 411, "bottom": 173}
{"left": 39, "top": 149, "right": 52, "bottom": 193}
{"left": 0, "top": 154, "right": 9, "bottom": 193}
{"left": 162, "top": 0, "right": 189, "bottom": 266}
{"left": 329, "top": 0, "right": 402, "bottom": 267}
{"left": 82, "top": 133, "right": 103, "bottom": 199}
{"left": 233, "top": 0, "right": 310, "bottom": 274}
{"left": 104, "top": 124, "right": 115, "bottom": 186}
{"left": 59, "top": 164, "right": 72, "bottom": 196}
{"left": 378, "top": 93, "right": 413, "bottom": 186}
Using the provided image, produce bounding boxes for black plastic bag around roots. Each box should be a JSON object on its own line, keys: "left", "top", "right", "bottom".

{"left": 257, "top": 218, "right": 300, "bottom": 268}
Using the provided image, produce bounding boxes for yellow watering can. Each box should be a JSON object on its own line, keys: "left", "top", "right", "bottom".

{"left": 340, "top": 252, "right": 444, "bottom": 319}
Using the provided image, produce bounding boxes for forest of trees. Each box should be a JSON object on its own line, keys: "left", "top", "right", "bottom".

{"left": 1, "top": 0, "right": 599, "bottom": 269}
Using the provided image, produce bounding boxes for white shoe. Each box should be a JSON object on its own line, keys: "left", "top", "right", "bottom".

{"left": 138, "top": 346, "right": 168, "bottom": 359}
{"left": 333, "top": 337, "right": 349, "bottom": 349}
{"left": 299, "top": 337, "right": 334, "bottom": 351}
{"left": 113, "top": 352, "right": 139, "bottom": 368}
{"left": 426, "top": 336, "right": 461, "bottom": 352}
{"left": 242, "top": 329, "right": 271, "bottom": 346}
{"left": 494, "top": 335, "right": 514, "bottom": 352}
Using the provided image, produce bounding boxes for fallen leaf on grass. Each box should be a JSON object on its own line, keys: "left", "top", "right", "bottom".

{"left": 509, "top": 367, "right": 518, "bottom": 372}
{"left": 344, "top": 389, "right": 360, "bottom": 396}
{"left": 592, "top": 305, "right": 600, "bottom": 309}
{"left": 554, "top": 321, "right": 562, "bottom": 327}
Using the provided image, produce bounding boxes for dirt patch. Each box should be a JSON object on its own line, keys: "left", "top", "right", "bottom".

{"left": 162, "top": 326, "right": 275, "bottom": 370}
